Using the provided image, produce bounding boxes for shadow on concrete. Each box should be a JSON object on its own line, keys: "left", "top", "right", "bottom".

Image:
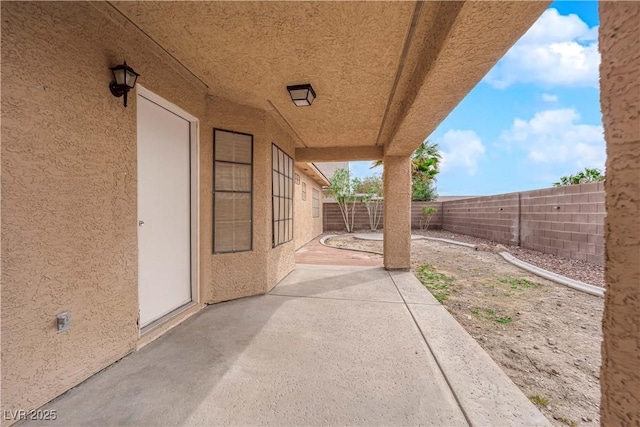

{"left": 28, "top": 267, "right": 428, "bottom": 426}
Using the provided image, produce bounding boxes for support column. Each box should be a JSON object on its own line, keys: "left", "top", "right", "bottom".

{"left": 599, "top": 2, "right": 640, "bottom": 425}
{"left": 383, "top": 155, "right": 412, "bottom": 270}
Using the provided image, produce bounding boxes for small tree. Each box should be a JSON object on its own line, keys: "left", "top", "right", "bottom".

{"left": 419, "top": 206, "right": 438, "bottom": 230}
{"left": 356, "top": 175, "right": 383, "bottom": 231}
{"left": 326, "top": 168, "right": 359, "bottom": 233}
{"left": 553, "top": 167, "right": 605, "bottom": 187}
{"left": 412, "top": 179, "right": 438, "bottom": 202}
{"left": 371, "top": 140, "right": 440, "bottom": 201}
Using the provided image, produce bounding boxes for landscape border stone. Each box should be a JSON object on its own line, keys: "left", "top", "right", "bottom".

{"left": 498, "top": 251, "right": 605, "bottom": 297}
{"left": 421, "top": 236, "right": 478, "bottom": 249}
{"left": 319, "top": 235, "right": 384, "bottom": 255}
{"left": 320, "top": 234, "right": 604, "bottom": 297}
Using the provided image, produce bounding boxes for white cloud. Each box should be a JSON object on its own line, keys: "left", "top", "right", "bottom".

{"left": 541, "top": 93, "right": 558, "bottom": 102}
{"left": 438, "top": 130, "right": 485, "bottom": 176}
{"left": 500, "top": 108, "right": 605, "bottom": 169}
{"left": 486, "top": 9, "right": 600, "bottom": 88}
{"left": 518, "top": 9, "right": 597, "bottom": 45}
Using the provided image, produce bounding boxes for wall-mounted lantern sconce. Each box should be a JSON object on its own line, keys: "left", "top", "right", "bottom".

{"left": 287, "top": 84, "right": 316, "bottom": 106}
{"left": 109, "top": 61, "right": 139, "bottom": 108}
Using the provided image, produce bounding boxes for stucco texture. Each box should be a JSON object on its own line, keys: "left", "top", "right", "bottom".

{"left": 383, "top": 1, "right": 550, "bottom": 156}
{"left": 201, "top": 97, "right": 269, "bottom": 303}
{"left": 1, "top": 0, "right": 554, "bottom": 420}
{"left": 200, "top": 106, "right": 298, "bottom": 302}
{"left": 109, "top": 1, "right": 414, "bottom": 149}
{"left": 2, "top": 1, "right": 202, "bottom": 417}
{"left": 265, "top": 117, "right": 297, "bottom": 289}
{"left": 1, "top": 1, "right": 300, "bottom": 417}
{"left": 383, "top": 156, "right": 412, "bottom": 270}
{"left": 293, "top": 166, "right": 324, "bottom": 250}
{"left": 107, "top": 1, "right": 547, "bottom": 156}
{"left": 598, "top": 2, "right": 640, "bottom": 425}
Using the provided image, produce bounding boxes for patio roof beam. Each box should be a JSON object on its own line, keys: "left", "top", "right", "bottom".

{"left": 295, "top": 146, "right": 383, "bottom": 162}
{"left": 383, "top": 1, "right": 550, "bottom": 157}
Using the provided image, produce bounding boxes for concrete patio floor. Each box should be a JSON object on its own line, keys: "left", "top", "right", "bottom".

{"left": 26, "top": 264, "right": 548, "bottom": 426}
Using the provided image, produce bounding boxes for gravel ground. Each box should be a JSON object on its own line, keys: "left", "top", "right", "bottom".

{"left": 324, "top": 234, "right": 603, "bottom": 426}
{"left": 412, "top": 229, "right": 605, "bottom": 288}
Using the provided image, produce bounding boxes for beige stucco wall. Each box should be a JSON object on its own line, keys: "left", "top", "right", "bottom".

{"left": 265, "top": 117, "right": 297, "bottom": 289}
{"left": 382, "top": 156, "right": 412, "bottom": 270}
{"left": 294, "top": 166, "right": 324, "bottom": 250}
{"left": 201, "top": 96, "right": 271, "bottom": 303}
{"left": 1, "top": 1, "right": 203, "bottom": 416}
{"left": 1, "top": 1, "right": 299, "bottom": 417}
{"left": 598, "top": 2, "right": 640, "bottom": 425}
{"left": 0, "top": 0, "right": 562, "bottom": 420}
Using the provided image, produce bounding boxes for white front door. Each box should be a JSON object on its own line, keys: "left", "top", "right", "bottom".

{"left": 137, "top": 93, "right": 192, "bottom": 328}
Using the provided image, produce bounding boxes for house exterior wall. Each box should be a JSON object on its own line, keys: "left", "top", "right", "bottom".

{"left": 202, "top": 97, "right": 270, "bottom": 304}
{"left": 265, "top": 118, "right": 297, "bottom": 288}
{"left": 598, "top": 2, "right": 640, "bottom": 424}
{"left": 1, "top": 1, "right": 202, "bottom": 416}
{"left": 294, "top": 167, "right": 324, "bottom": 249}
{"left": 1, "top": 2, "right": 300, "bottom": 417}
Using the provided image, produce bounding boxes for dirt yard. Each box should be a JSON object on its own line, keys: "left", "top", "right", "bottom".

{"left": 324, "top": 234, "right": 604, "bottom": 427}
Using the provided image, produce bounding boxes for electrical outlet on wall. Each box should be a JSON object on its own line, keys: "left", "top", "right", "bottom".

{"left": 56, "top": 311, "right": 71, "bottom": 333}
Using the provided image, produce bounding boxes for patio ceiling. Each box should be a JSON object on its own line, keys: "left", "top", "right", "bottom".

{"left": 111, "top": 1, "right": 549, "bottom": 158}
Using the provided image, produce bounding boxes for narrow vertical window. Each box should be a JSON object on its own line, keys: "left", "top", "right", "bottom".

{"left": 213, "top": 129, "right": 253, "bottom": 253}
{"left": 312, "top": 188, "right": 320, "bottom": 218}
{"left": 302, "top": 182, "right": 307, "bottom": 201}
{"left": 272, "top": 144, "right": 293, "bottom": 247}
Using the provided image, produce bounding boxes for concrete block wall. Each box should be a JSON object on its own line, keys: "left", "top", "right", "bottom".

{"left": 323, "top": 203, "right": 375, "bottom": 231}
{"left": 322, "top": 183, "right": 605, "bottom": 265}
{"left": 441, "top": 193, "right": 520, "bottom": 245}
{"left": 519, "top": 182, "right": 605, "bottom": 265}
{"left": 323, "top": 201, "right": 442, "bottom": 231}
{"left": 441, "top": 182, "right": 605, "bottom": 265}
{"left": 411, "top": 202, "right": 444, "bottom": 229}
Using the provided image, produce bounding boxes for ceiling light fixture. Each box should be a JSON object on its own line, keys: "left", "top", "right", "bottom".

{"left": 287, "top": 84, "right": 316, "bottom": 107}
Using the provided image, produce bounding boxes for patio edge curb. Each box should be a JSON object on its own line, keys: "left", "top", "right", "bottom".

{"left": 498, "top": 251, "right": 605, "bottom": 297}
{"left": 319, "top": 235, "right": 384, "bottom": 255}
{"left": 321, "top": 235, "right": 604, "bottom": 298}
{"left": 388, "top": 270, "right": 550, "bottom": 426}
{"left": 419, "top": 236, "right": 477, "bottom": 249}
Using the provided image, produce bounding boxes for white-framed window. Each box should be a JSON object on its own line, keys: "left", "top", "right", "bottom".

{"left": 302, "top": 182, "right": 307, "bottom": 201}
{"left": 272, "top": 144, "right": 293, "bottom": 247}
{"left": 213, "top": 129, "right": 252, "bottom": 253}
{"left": 312, "top": 188, "right": 320, "bottom": 218}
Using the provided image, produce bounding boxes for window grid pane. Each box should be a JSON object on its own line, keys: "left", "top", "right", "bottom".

{"left": 272, "top": 144, "right": 294, "bottom": 247}
{"left": 213, "top": 130, "right": 253, "bottom": 253}
{"left": 312, "top": 188, "right": 320, "bottom": 218}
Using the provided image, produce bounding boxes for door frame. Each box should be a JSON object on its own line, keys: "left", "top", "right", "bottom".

{"left": 136, "top": 85, "right": 200, "bottom": 335}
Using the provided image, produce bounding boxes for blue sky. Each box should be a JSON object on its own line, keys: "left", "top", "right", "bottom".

{"left": 351, "top": 1, "right": 603, "bottom": 196}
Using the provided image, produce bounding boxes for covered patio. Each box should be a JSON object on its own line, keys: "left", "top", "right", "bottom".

{"left": 26, "top": 260, "right": 546, "bottom": 426}
{"left": 2, "top": 1, "right": 638, "bottom": 425}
